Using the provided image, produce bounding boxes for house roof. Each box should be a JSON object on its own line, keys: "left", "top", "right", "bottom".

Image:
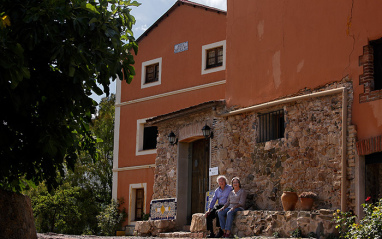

{"left": 136, "top": 0, "right": 227, "bottom": 43}
{"left": 146, "top": 100, "right": 225, "bottom": 125}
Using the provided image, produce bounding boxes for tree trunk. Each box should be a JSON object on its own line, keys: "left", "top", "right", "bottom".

{"left": 0, "top": 189, "right": 37, "bottom": 239}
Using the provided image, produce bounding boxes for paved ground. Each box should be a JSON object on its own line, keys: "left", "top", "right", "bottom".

{"left": 37, "top": 233, "right": 279, "bottom": 239}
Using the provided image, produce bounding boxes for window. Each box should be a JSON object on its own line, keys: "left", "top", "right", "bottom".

{"left": 141, "top": 58, "right": 162, "bottom": 88}
{"left": 145, "top": 63, "right": 159, "bottom": 84}
{"left": 370, "top": 38, "right": 382, "bottom": 91}
{"left": 143, "top": 126, "right": 158, "bottom": 150}
{"left": 206, "top": 46, "right": 223, "bottom": 69}
{"left": 136, "top": 118, "right": 157, "bottom": 155}
{"left": 201, "top": 40, "right": 226, "bottom": 75}
{"left": 257, "top": 109, "right": 285, "bottom": 143}
{"left": 359, "top": 39, "right": 382, "bottom": 103}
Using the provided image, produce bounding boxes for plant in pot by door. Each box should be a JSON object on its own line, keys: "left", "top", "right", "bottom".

{"left": 281, "top": 187, "right": 298, "bottom": 211}
{"left": 299, "top": 191, "right": 317, "bottom": 211}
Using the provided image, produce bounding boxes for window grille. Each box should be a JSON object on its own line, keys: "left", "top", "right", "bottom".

{"left": 257, "top": 110, "right": 285, "bottom": 143}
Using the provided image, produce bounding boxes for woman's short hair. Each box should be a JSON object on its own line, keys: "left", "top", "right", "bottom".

{"left": 216, "top": 175, "right": 228, "bottom": 185}
{"left": 231, "top": 177, "right": 241, "bottom": 188}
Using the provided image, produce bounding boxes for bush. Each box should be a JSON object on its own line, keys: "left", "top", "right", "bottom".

{"left": 97, "top": 198, "right": 126, "bottom": 236}
{"left": 334, "top": 197, "right": 382, "bottom": 238}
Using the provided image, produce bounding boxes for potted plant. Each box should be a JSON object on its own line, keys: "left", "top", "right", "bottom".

{"left": 281, "top": 187, "right": 298, "bottom": 211}
{"left": 299, "top": 191, "right": 317, "bottom": 211}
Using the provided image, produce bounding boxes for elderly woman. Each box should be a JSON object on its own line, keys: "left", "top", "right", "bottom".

{"left": 217, "top": 177, "right": 246, "bottom": 238}
{"left": 205, "top": 175, "right": 232, "bottom": 238}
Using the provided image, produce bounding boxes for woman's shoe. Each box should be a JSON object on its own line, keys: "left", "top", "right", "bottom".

{"left": 224, "top": 233, "right": 232, "bottom": 238}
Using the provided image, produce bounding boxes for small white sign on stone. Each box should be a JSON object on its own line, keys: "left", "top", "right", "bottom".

{"left": 209, "top": 167, "right": 219, "bottom": 176}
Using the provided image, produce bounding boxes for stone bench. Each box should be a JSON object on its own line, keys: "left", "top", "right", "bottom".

{"left": 191, "top": 209, "right": 338, "bottom": 238}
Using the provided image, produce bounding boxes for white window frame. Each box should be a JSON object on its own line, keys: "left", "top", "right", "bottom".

{"left": 141, "top": 57, "right": 162, "bottom": 89}
{"left": 136, "top": 118, "right": 157, "bottom": 156}
{"left": 201, "top": 40, "right": 226, "bottom": 75}
{"left": 128, "top": 183, "right": 147, "bottom": 225}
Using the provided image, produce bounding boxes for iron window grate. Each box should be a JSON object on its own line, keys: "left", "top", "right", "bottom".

{"left": 257, "top": 109, "right": 285, "bottom": 143}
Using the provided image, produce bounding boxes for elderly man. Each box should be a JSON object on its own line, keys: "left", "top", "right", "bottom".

{"left": 205, "top": 175, "right": 232, "bottom": 238}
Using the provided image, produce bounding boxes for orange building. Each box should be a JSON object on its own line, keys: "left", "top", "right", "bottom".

{"left": 113, "top": 0, "right": 226, "bottom": 230}
{"left": 114, "top": 0, "right": 382, "bottom": 231}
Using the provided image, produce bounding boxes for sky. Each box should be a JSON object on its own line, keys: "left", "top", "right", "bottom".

{"left": 91, "top": 0, "right": 227, "bottom": 104}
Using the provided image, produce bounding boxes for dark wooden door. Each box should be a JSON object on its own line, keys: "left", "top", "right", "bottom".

{"left": 191, "top": 138, "right": 210, "bottom": 214}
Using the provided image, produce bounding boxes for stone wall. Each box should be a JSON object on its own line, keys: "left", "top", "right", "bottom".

{"left": 232, "top": 209, "right": 337, "bottom": 238}
{"left": 134, "top": 210, "right": 338, "bottom": 238}
{"left": 152, "top": 79, "right": 357, "bottom": 212}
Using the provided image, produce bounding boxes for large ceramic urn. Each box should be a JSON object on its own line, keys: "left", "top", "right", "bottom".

{"left": 281, "top": 191, "right": 298, "bottom": 211}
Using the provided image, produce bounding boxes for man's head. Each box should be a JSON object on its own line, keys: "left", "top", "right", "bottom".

{"left": 216, "top": 175, "right": 228, "bottom": 188}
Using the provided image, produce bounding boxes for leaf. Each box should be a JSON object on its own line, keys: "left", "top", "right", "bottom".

{"left": 85, "top": 3, "right": 99, "bottom": 14}
{"left": 89, "top": 18, "right": 98, "bottom": 25}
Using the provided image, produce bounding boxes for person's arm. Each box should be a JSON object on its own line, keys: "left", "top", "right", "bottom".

{"left": 205, "top": 189, "right": 218, "bottom": 216}
{"left": 238, "top": 189, "right": 247, "bottom": 208}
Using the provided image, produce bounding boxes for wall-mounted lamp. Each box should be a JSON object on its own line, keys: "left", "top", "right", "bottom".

{"left": 168, "top": 131, "right": 178, "bottom": 145}
{"left": 202, "top": 124, "right": 214, "bottom": 139}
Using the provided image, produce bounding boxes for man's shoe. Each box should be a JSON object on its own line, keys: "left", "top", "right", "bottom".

{"left": 215, "top": 230, "right": 224, "bottom": 238}
{"left": 207, "top": 233, "right": 215, "bottom": 238}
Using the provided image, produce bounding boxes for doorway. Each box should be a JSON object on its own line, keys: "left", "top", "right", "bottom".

{"left": 191, "top": 138, "right": 210, "bottom": 215}
{"left": 365, "top": 152, "right": 382, "bottom": 203}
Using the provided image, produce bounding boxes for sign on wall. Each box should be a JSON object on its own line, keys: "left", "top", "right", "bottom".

{"left": 174, "top": 41, "right": 188, "bottom": 53}
{"left": 209, "top": 167, "right": 219, "bottom": 176}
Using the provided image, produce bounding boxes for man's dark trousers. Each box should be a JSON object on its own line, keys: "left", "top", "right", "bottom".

{"left": 206, "top": 204, "right": 224, "bottom": 236}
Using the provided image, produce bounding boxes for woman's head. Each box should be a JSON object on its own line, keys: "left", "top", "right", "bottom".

{"left": 231, "top": 177, "right": 241, "bottom": 188}
{"left": 217, "top": 175, "right": 228, "bottom": 187}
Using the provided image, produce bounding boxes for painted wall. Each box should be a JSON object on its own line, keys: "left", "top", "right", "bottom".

{"left": 226, "top": 0, "right": 382, "bottom": 141}
{"left": 116, "top": 2, "right": 226, "bottom": 227}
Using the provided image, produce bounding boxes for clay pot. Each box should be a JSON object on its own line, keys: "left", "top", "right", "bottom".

{"left": 281, "top": 191, "right": 298, "bottom": 211}
{"left": 300, "top": 197, "right": 314, "bottom": 211}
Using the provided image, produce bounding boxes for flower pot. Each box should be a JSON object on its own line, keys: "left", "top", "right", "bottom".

{"left": 281, "top": 191, "right": 298, "bottom": 211}
{"left": 300, "top": 197, "right": 314, "bottom": 211}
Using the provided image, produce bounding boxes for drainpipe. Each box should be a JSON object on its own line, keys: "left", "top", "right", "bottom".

{"left": 341, "top": 88, "right": 348, "bottom": 212}
{"left": 220, "top": 87, "right": 348, "bottom": 211}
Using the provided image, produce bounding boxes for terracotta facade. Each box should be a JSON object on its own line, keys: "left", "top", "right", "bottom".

{"left": 114, "top": 0, "right": 382, "bottom": 232}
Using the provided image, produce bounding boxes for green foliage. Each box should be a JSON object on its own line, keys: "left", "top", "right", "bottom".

{"left": 273, "top": 231, "right": 281, "bottom": 238}
{"left": 334, "top": 198, "right": 382, "bottom": 238}
{"left": 25, "top": 95, "right": 117, "bottom": 235}
{"left": 307, "top": 232, "right": 317, "bottom": 238}
{"left": 142, "top": 212, "right": 150, "bottom": 221}
{"left": 290, "top": 227, "right": 302, "bottom": 238}
{"left": 0, "top": 0, "right": 139, "bottom": 192}
{"left": 30, "top": 182, "right": 81, "bottom": 233}
{"left": 97, "top": 198, "right": 127, "bottom": 236}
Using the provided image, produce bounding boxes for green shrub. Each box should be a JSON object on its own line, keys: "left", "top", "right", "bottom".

{"left": 290, "top": 227, "right": 302, "bottom": 237}
{"left": 96, "top": 198, "right": 126, "bottom": 236}
{"left": 334, "top": 197, "right": 382, "bottom": 238}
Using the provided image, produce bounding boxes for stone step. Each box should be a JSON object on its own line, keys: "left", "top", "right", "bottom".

{"left": 158, "top": 231, "right": 206, "bottom": 238}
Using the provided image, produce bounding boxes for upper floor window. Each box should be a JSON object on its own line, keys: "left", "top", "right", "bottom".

{"left": 141, "top": 57, "right": 162, "bottom": 89}
{"left": 257, "top": 109, "right": 285, "bottom": 143}
{"left": 136, "top": 118, "right": 157, "bottom": 155}
{"left": 145, "top": 63, "right": 159, "bottom": 84}
{"left": 206, "top": 46, "right": 223, "bottom": 69}
{"left": 143, "top": 126, "right": 158, "bottom": 150}
{"left": 359, "top": 38, "right": 382, "bottom": 103}
{"left": 202, "top": 40, "right": 226, "bottom": 75}
{"left": 371, "top": 38, "right": 382, "bottom": 91}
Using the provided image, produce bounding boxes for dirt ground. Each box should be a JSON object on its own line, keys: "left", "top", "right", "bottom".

{"left": 37, "top": 233, "right": 153, "bottom": 239}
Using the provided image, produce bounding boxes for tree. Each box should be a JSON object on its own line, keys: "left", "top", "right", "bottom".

{"left": 27, "top": 95, "right": 120, "bottom": 235}
{"left": 0, "top": 0, "right": 139, "bottom": 192}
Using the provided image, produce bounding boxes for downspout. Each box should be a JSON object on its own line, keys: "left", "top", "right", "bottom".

{"left": 341, "top": 88, "right": 348, "bottom": 212}
{"left": 220, "top": 87, "right": 348, "bottom": 211}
